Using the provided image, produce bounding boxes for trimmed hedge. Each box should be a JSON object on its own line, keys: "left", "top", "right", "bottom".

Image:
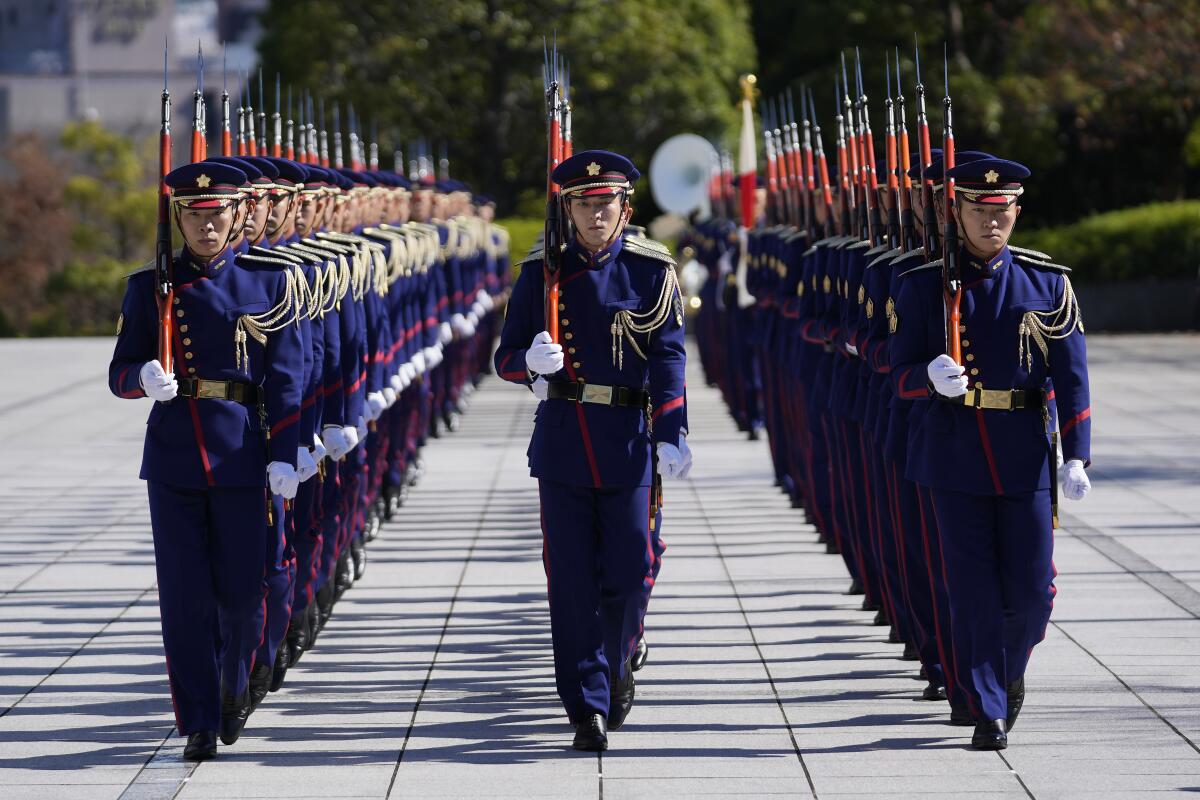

{"left": 1018, "top": 201, "right": 1200, "bottom": 284}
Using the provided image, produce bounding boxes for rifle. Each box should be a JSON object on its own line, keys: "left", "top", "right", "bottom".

{"left": 191, "top": 43, "right": 205, "bottom": 163}
{"left": 542, "top": 36, "right": 564, "bottom": 342}
{"left": 808, "top": 86, "right": 835, "bottom": 239}
{"left": 319, "top": 99, "right": 329, "bottom": 167}
{"left": 156, "top": 40, "right": 174, "bottom": 374}
{"left": 761, "top": 99, "right": 778, "bottom": 225}
{"left": 793, "top": 88, "right": 812, "bottom": 234}
{"left": 221, "top": 46, "right": 232, "bottom": 157}
{"left": 245, "top": 71, "right": 257, "bottom": 156}
{"left": 895, "top": 48, "right": 916, "bottom": 252}
{"left": 272, "top": 73, "right": 282, "bottom": 158}
{"left": 332, "top": 103, "right": 343, "bottom": 169}
{"left": 286, "top": 86, "right": 295, "bottom": 160}
{"left": 833, "top": 73, "right": 853, "bottom": 236}
{"left": 561, "top": 59, "right": 573, "bottom": 160}
{"left": 370, "top": 119, "right": 379, "bottom": 171}
{"left": 941, "top": 45, "right": 962, "bottom": 364}
{"left": 855, "top": 49, "right": 882, "bottom": 246}
{"left": 257, "top": 69, "right": 268, "bottom": 157}
{"left": 914, "top": 37, "right": 939, "bottom": 260}
{"left": 237, "top": 76, "right": 247, "bottom": 156}
{"left": 883, "top": 55, "right": 902, "bottom": 248}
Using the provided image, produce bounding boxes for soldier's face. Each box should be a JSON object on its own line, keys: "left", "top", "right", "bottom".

{"left": 568, "top": 193, "right": 624, "bottom": 251}
{"left": 295, "top": 195, "right": 320, "bottom": 236}
{"left": 413, "top": 190, "right": 433, "bottom": 222}
{"left": 267, "top": 193, "right": 293, "bottom": 234}
{"left": 179, "top": 204, "right": 236, "bottom": 259}
{"left": 246, "top": 194, "right": 271, "bottom": 242}
{"left": 396, "top": 192, "right": 411, "bottom": 223}
{"left": 479, "top": 204, "right": 494, "bottom": 223}
{"left": 957, "top": 200, "right": 1021, "bottom": 258}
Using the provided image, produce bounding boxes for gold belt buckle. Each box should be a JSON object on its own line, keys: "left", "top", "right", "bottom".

{"left": 581, "top": 383, "right": 614, "bottom": 405}
{"left": 977, "top": 388, "right": 1012, "bottom": 410}
{"left": 196, "top": 379, "right": 227, "bottom": 400}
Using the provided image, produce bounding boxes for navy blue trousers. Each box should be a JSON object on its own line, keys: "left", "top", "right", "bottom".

{"left": 256, "top": 494, "right": 295, "bottom": 670}
{"left": 538, "top": 480, "right": 655, "bottom": 723}
{"left": 930, "top": 487, "right": 1056, "bottom": 722}
{"left": 147, "top": 481, "right": 269, "bottom": 734}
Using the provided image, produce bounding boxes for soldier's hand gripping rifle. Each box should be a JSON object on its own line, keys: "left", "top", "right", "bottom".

{"left": 156, "top": 41, "right": 174, "bottom": 374}
{"left": 941, "top": 45, "right": 962, "bottom": 363}
{"left": 543, "top": 38, "right": 564, "bottom": 342}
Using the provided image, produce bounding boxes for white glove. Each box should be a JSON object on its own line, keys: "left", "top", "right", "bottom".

{"left": 139, "top": 360, "right": 178, "bottom": 403}
{"left": 323, "top": 425, "right": 350, "bottom": 460}
{"left": 439, "top": 321, "right": 454, "bottom": 345}
{"left": 470, "top": 301, "right": 485, "bottom": 319}
{"left": 526, "top": 330, "right": 564, "bottom": 375}
{"left": 463, "top": 317, "right": 477, "bottom": 337}
{"left": 401, "top": 362, "right": 416, "bottom": 385}
{"left": 367, "top": 391, "right": 387, "bottom": 421}
{"left": 1059, "top": 459, "right": 1091, "bottom": 501}
{"left": 425, "top": 346, "right": 443, "bottom": 369}
{"left": 927, "top": 354, "right": 968, "bottom": 398}
{"left": 342, "top": 423, "right": 360, "bottom": 452}
{"left": 267, "top": 461, "right": 300, "bottom": 500}
{"left": 677, "top": 436, "right": 694, "bottom": 479}
{"left": 312, "top": 432, "right": 327, "bottom": 463}
{"left": 382, "top": 386, "right": 398, "bottom": 407}
{"left": 355, "top": 416, "right": 368, "bottom": 444}
{"left": 532, "top": 376, "right": 549, "bottom": 401}
{"left": 390, "top": 373, "right": 404, "bottom": 393}
{"left": 656, "top": 440, "right": 689, "bottom": 481}
{"left": 296, "top": 446, "right": 318, "bottom": 482}
{"left": 477, "top": 290, "right": 494, "bottom": 312}
{"left": 451, "top": 313, "right": 469, "bottom": 336}
{"left": 412, "top": 350, "right": 427, "bottom": 375}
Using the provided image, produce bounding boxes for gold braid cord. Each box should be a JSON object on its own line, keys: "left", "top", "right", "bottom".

{"left": 235, "top": 269, "right": 301, "bottom": 373}
{"left": 610, "top": 267, "right": 681, "bottom": 369}
{"left": 1018, "top": 274, "right": 1084, "bottom": 372}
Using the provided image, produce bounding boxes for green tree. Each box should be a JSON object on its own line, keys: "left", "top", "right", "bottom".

{"left": 749, "top": 0, "right": 1200, "bottom": 226}
{"left": 28, "top": 121, "right": 157, "bottom": 336}
{"left": 257, "top": 0, "right": 757, "bottom": 218}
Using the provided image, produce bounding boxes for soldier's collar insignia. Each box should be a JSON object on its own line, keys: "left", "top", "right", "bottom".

{"left": 984, "top": 169, "right": 999, "bottom": 184}
{"left": 586, "top": 161, "right": 602, "bottom": 176}
{"left": 196, "top": 174, "right": 212, "bottom": 188}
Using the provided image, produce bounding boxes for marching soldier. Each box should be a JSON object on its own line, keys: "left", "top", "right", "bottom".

{"left": 108, "top": 160, "right": 304, "bottom": 760}
{"left": 890, "top": 157, "right": 1091, "bottom": 749}
{"left": 495, "top": 150, "right": 690, "bottom": 751}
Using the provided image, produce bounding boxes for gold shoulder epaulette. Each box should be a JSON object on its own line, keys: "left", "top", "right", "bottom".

{"left": 1014, "top": 252, "right": 1071, "bottom": 273}
{"left": 623, "top": 236, "right": 676, "bottom": 266}
{"left": 899, "top": 258, "right": 942, "bottom": 278}
{"left": 518, "top": 248, "right": 545, "bottom": 266}
{"left": 236, "top": 252, "right": 297, "bottom": 268}
{"left": 126, "top": 260, "right": 155, "bottom": 277}
{"left": 1011, "top": 244, "right": 1052, "bottom": 261}
{"left": 867, "top": 246, "right": 904, "bottom": 268}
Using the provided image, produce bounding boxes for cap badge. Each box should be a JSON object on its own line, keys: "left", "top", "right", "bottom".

{"left": 196, "top": 174, "right": 212, "bottom": 188}
{"left": 586, "top": 161, "right": 602, "bottom": 176}
{"left": 984, "top": 169, "right": 999, "bottom": 184}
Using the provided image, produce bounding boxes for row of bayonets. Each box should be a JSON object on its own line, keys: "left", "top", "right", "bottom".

{"left": 724, "top": 38, "right": 957, "bottom": 260}
{"left": 159, "top": 40, "right": 451, "bottom": 181}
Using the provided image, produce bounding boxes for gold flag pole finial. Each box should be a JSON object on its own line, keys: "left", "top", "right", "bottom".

{"left": 739, "top": 74, "right": 757, "bottom": 103}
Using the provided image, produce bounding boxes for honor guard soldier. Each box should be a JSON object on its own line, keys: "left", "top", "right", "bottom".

{"left": 495, "top": 150, "right": 691, "bottom": 751}
{"left": 889, "top": 157, "right": 1092, "bottom": 750}
{"left": 108, "top": 161, "right": 304, "bottom": 761}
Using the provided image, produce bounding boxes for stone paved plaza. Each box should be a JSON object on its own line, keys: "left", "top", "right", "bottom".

{"left": 0, "top": 334, "right": 1198, "bottom": 799}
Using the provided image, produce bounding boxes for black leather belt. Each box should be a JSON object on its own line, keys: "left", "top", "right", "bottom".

{"left": 547, "top": 381, "right": 649, "bottom": 409}
{"left": 178, "top": 377, "right": 262, "bottom": 405}
{"left": 939, "top": 386, "right": 1043, "bottom": 411}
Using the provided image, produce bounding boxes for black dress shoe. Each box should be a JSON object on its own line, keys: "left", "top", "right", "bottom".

{"left": 287, "top": 612, "right": 309, "bottom": 665}
{"left": 887, "top": 625, "right": 901, "bottom": 642}
{"left": 608, "top": 659, "right": 636, "bottom": 730}
{"left": 631, "top": 637, "right": 649, "bottom": 672}
{"left": 351, "top": 536, "right": 367, "bottom": 580}
{"left": 219, "top": 689, "right": 251, "bottom": 745}
{"left": 572, "top": 713, "right": 608, "bottom": 751}
{"left": 248, "top": 662, "right": 271, "bottom": 711}
{"left": 901, "top": 641, "right": 919, "bottom": 661}
{"left": 270, "top": 641, "right": 290, "bottom": 692}
{"left": 317, "top": 583, "right": 335, "bottom": 632}
{"left": 825, "top": 540, "right": 840, "bottom": 555}
{"left": 847, "top": 578, "right": 864, "bottom": 595}
{"left": 334, "top": 551, "right": 354, "bottom": 600}
{"left": 972, "top": 719, "right": 1008, "bottom": 750}
{"left": 306, "top": 600, "right": 323, "bottom": 648}
{"left": 183, "top": 730, "right": 218, "bottom": 761}
{"left": 863, "top": 597, "right": 881, "bottom": 613}
{"left": 1006, "top": 678, "right": 1025, "bottom": 731}
{"left": 921, "top": 681, "right": 947, "bottom": 702}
